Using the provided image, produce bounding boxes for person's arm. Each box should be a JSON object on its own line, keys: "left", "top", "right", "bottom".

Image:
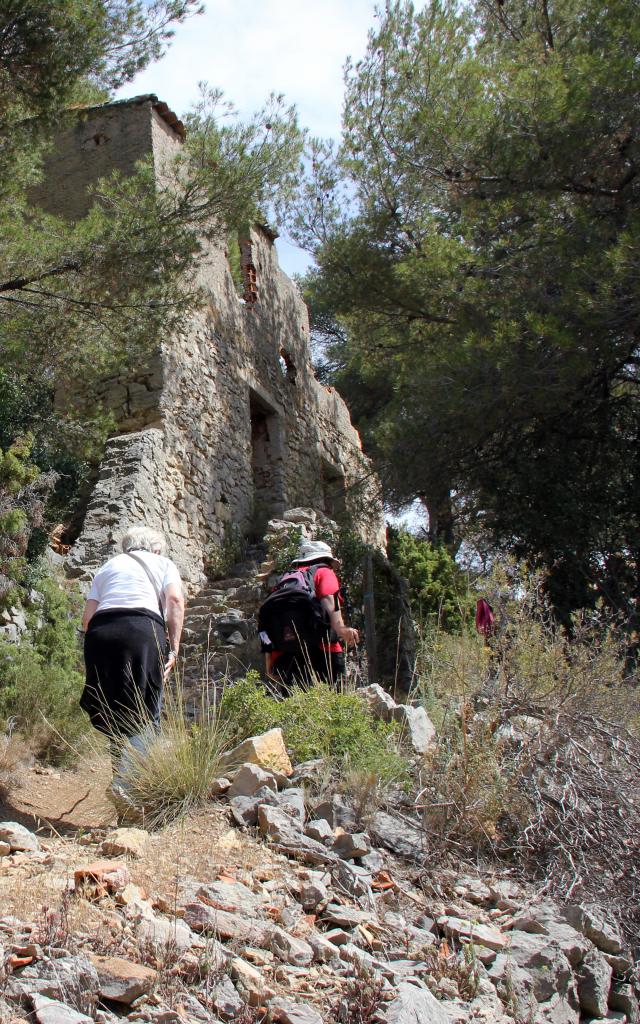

{"left": 82, "top": 599, "right": 99, "bottom": 633}
{"left": 320, "top": 594, "right": 359, "bottom": 646}
{"left": 164, "top": 581, "right": 185, "bottom": 678}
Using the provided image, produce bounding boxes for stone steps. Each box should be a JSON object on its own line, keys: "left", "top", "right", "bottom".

{"left": 179, "top": 545, "right": 267, "bottom": 689}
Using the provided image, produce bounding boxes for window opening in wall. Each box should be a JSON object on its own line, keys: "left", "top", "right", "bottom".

{"left": 226, "top": 232, "right": 245, "bottom": 297}
{"left": 278, "top": 347, "right": 297, "bottom": 383}
{"left": 240, "top": 237, "right": 258, "bottom": 306}
{"left": 249, "top": 389, "right": 284, "bottom": 538}
{"left": 83, "top": 131, "right": 110, "bottom": 149}
{"left": 321, "top": 460, "right": 347, "bottom": 520}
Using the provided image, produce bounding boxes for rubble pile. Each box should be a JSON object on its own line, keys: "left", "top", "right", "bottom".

{"left": 0, "top": 718, "right": 636, "bottom": 1023}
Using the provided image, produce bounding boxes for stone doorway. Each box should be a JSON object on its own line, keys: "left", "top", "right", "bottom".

{"left": 321, "top": 459, "right": 346, "bottom": 520}
{"left": 249, "top": 389, "right": 285, "bottom": 538}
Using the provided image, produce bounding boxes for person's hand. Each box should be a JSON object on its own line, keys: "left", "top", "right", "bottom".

{"left": 336, "top": 624, "right": 359, "bottom": 647}
{"left": 164, "top": 650, "right": 177, "bottom": 680}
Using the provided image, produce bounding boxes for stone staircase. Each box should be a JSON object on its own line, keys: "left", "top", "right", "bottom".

{"left": 179, "top": 544, "right": 274, "bottom": 704}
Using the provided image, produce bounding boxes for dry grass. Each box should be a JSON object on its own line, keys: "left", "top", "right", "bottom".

{"left": 416, "top": 561, "right": 640, "bottom": 948}
{"left": 111, "top": 682, "right": 231, "bottom": 829}
{"left": 0, "top": 729, "right": 31, "bottom": 801}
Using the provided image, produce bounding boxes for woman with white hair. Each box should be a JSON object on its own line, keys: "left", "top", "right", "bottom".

{"left": 80, "top": 525, "right": 185, "bottom": 749}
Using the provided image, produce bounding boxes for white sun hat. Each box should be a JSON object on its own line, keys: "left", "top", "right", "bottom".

{"left": 291, "top": 539, "right": 340, "bottom": 567}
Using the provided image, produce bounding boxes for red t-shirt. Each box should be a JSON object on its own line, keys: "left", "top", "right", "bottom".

{"left": 270, "top": 563, "right": 342, "bottom": 663}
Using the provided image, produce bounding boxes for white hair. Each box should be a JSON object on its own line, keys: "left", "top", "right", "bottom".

{"left": 121, "top": 526, "right": 166, "bottom": 555}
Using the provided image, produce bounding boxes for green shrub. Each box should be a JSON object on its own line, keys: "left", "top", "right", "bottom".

{"left": 388, "top": 527, "right": 471, "bottom": 632}
{"left": 0, "top": 575, "right": 88, "bottom": 762}
{"left": 219, "top": 672, "right": 408, "bottom": 783}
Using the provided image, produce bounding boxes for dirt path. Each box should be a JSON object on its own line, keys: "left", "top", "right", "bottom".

{"left": 1, "top": 756, "right": 118, "bottom": 837}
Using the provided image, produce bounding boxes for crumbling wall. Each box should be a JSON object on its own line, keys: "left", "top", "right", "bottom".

{"left": 38, "top": 97, "right": 384, "bottom": 586}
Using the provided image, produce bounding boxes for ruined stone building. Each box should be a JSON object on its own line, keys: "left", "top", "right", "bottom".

{"left": 33, "top": 95, "right": 382, "bottom": 587}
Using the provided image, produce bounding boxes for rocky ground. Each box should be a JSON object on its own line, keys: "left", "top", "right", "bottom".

{"left": 0, "top": 710, "right": 637, "bottom": 1024}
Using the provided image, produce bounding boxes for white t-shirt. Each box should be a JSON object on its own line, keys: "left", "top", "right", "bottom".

{"left": 87, "top": 551, "right": 182, "bottom": 616}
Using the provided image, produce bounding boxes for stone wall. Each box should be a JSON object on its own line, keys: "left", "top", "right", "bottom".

{"left": 40, "top": 96, "right": 384, "bottom": 587}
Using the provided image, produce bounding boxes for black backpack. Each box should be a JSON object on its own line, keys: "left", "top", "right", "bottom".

{"left": 258, "top": 565, "right": 330, "bottom": 653}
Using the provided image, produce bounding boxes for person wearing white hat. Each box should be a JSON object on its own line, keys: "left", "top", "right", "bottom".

{"left": 265, "top": 539, "right": 359, "bottom": 690}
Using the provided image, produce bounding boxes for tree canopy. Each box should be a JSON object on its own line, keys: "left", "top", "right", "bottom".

{"left": 291, "top": 0, "right": 640, "bottom": 622}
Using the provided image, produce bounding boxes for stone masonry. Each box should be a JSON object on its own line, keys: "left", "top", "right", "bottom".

{"left": 33, "top": 96, "right": 383, "bottom": 586}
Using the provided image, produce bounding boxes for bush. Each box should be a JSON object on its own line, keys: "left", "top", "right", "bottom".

{"left": 0, "top": 575, "right": 88, "bottom": 762}
{"left": 417, "top": 559, "right": 640, "bottom": 948}
{"left": 219, "top": 672, "right": 409, "bottom": 784}
{"left": 387, "top": 527, "right": 471, "bottom": 632}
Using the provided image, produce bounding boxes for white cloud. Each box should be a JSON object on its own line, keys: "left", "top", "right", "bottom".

{"left": 117, "top": 1, "right": 424, "bottom": 274}
{"left": 119, "top": 0, "right": 384, "bottom": 138}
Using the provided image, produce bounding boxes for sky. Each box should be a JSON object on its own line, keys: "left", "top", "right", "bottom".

{"left": 116, "top": 1, "right": 396, "bottom": 276}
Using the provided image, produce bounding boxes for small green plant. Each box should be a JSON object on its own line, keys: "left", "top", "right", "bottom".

{"left": 265, "top": 524, "right": 303, "bottom": 574}
{"left": 219, "top": 672, "right": 409, "bottom": 784}
{"left": 204, "top": 523, "right": 245, "bottom": 581}
{"left": 0, "top": 575, "right": 88, "bottom": 762}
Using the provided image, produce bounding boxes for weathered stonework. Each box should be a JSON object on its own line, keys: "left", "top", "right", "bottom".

{"left": 35, "top": 95, "right": 383, "bottom": 585}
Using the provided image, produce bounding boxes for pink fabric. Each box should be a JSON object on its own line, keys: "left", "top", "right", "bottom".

{"left": 475, "top": 598, "right": 495, "bottom": 638}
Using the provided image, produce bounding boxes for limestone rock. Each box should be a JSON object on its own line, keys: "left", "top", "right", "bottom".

{"left": 31, "top": 994, "right": 93, "bottom": 1024}
{"left": 183, "top": 902, "right": 270, "bottom": 945}
{"left": 136, "top": 913, "right": 194, "bottom": 952}
{"left": 312, "top": 795, "right": 356, "bottom": 829}
{"left": 228, "top": 764, "right": 278, "bottom": 799}
{"left": 258, "top": 806, "right": 337, "bottom": 864}
{"left": 269, "top": 996, "right": 325, "bottom": 1024}
{"left": 506, "top": 931, "right": 575, "bottom": 1005}
{"left": 210, "top": 975, "right": 244, "bottom": 1020}
{"left": 390, "top": 704, "right": 436, "bottom": 754}
{"left": 438, "top": 914, "right": 507, "bottom": 952}
{"left": 564, "top": 904, "right": 623, "bottom": 955}
{"left": 230, "top": 956, "right": 275, "bottom": 1006}
{"left": 332, "top": 832, "right": 370, "bottom": 860}
{"left": 508, "top": 906, "right": 592, "bottom": 967}
{"left": 359, "top": 847, "right": 385, "bottom": 873}
{"left": 89, "top": 955, "right": 157, "bottom": 1005}
{"left": 0, "top": 822, "right": 40, "bottom": 852}
{"left": 488, "top": 954, "right": 537, "bottom": 1023}
{"left": 9, "top": 956, "right": 99, "bottom": 1005}
{"left": 196, "top": 879, "right": 266, "bottom": 916}
{"left": 322, "top": 904, "right": 376, "bottom": 928}
{"left": 304, "top": 819, "right": 334, "bottom": 844}
{"left": 382, "top": 981, "right": 450, "bottom": 1023}
{"left": 371, "top": 811, "right": 425, "bottom": 860}
{"left": 269, "top": 927, "right": 314, "bottom": 966}
{"left": 357, "top": 684, "right": 398, "bottom": 721}
{"left": 220, "top": 729, "right": 293, "bottom": 777}
{"left": 277, "top": 787, "right": 306, "bottom": 824}
{"left": 609, "top": 982, "right": 640, "bottom": 1020}
{"left": 101, "top": 827, "right": 148, "bottom": 859}
{"left": 307, "top": 932, "right": 341, "bottom": 963}
{"left": 576, "top": 947, "right": 612, "bottom": 1017}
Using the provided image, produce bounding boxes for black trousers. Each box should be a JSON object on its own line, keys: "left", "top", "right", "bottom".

{"left": 271, "top": 645, "right": 346, "bottom": 695}
{"left": 81, "top": 608, "right": 166, "bottom": 737}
